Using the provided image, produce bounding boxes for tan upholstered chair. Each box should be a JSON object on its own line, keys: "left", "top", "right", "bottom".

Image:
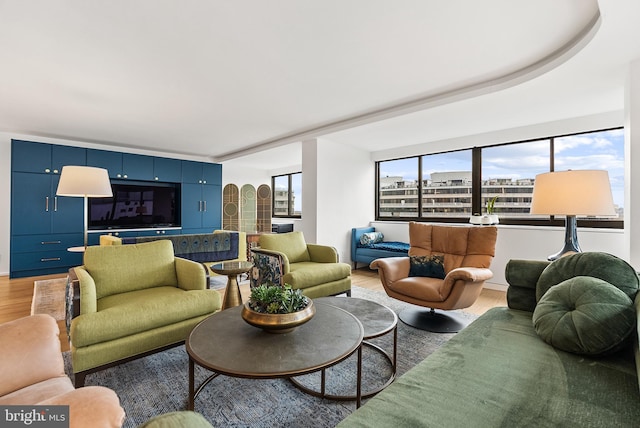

{"left": 0, "top": 314, "right": 125, "bottom": 428}
{"left": 370, "top": 222, "right": 497, "bottom": 332}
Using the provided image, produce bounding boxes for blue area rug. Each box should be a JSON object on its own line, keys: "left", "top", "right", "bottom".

{"left": 63, "top": 287, "right": 476, "bottom": 427}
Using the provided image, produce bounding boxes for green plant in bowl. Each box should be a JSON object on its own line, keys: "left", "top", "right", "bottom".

{"left": 242, "top": 284, "right": 315, "bottom": 333}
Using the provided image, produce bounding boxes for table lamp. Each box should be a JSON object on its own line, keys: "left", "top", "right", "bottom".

{"left": 530, "top": 169, "right": 616, "bottom": 261}
{"left": 56, "top": 165, "right": 112, "bottom": 247}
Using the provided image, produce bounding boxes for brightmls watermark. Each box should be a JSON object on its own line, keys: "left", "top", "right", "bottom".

{"left": 0, "top": 406, "right": 69, "bottom": 427}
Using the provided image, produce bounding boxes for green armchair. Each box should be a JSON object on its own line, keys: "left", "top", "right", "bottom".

{"left": 68, "top": 240, "right": 222, "bottom": 387}
{"left": 251, "top": 231, "right": 351, "bottom": 298}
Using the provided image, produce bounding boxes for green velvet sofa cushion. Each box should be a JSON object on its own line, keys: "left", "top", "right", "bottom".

{"left": 71, "top": 286, "right": 220, "bottom": 347}
{"left": 533, "top": 276, "right": 635, "bottom": 356}
{"left": 338, "top": 307, "right": 640, "bottom": 428}
{"left": 84, "top": 240, "right": 179, "bottom": 300}
{"left": 260, "top": 232, "right": 311, "bottom": 263}
{"left": 536, "top": 252, "right": 639, "bottom": 302}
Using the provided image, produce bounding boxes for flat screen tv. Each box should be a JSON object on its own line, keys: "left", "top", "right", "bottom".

{"left": 88, "top": 180, "right": 181, "bottom": 230}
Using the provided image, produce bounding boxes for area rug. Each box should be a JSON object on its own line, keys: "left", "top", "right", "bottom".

{"left": 31, "top": 277, "right": 67, "bottom": 321}
{"left": 63, "top": 287, "right": 476, "bottom": 427}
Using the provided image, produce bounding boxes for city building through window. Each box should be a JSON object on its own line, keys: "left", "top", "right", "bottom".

{"left": 272, "top": 172, "right": 302, "bottom": 218}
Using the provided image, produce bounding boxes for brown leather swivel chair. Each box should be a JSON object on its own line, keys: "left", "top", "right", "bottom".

{"left": 370, "top": 222, "right": 497, "bottom": 332}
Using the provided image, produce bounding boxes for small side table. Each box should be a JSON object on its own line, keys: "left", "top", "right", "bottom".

{"left": 211, "top": 261, "right": 253, "bottom": 310}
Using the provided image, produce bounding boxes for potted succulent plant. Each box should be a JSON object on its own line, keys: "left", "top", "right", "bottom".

{"left": 485, "top": 195, "right": 499, "bottom": 225}
{"left": 241, "top": 284, "right": 315, "bottom": 333}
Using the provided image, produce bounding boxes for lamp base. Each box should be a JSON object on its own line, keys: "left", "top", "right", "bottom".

{"left": 548, "top": 215, "right": 581, "bottom": 261}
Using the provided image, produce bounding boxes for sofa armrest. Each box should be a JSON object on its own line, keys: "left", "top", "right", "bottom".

{"left": 307, "top": 244, "right": 339, "bottom": 263}
{"left": 40, "top": 386, "right": 125, "bottom": 428}
{"left": 175, "top": 257, "right": 209, "bottom": 290}
{"left": 0, "top": 315, "right": 66, "bottom": 397}
{"left": 351, "top": 227, "right": 375, "bottom": 260}
{"left": 505, "top": 259, "right": 550, "bottom": 312}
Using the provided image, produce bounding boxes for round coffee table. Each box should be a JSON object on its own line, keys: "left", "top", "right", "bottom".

{"left": 210, "top": 261, "right": 253, "bottom": 309}
{"left": 290, "top": 296, "right": 397, "bottom": 400}
{"left": 186, "top": 301, "right": 365, "bottom": 410}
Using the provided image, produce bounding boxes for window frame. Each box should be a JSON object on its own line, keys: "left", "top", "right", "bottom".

{"left": 271, "top": 172, "right": 302, "bottom": 219}
{"left": 375, "top": 127, "right": 624, "bottom": 229}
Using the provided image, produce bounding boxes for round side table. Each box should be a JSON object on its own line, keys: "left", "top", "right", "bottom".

{"left": 210, "top": 261, "right": 253, "bottom": 309}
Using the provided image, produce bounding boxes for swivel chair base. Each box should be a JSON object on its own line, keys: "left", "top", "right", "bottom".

{"left": 399, "top": 307, "right": 470, "bottom": 333}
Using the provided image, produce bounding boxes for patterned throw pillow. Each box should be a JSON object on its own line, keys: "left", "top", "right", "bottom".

{"left": 409, "top": 255, "right": 446, "bottom": 279}
{"left": 360, "top": 232, "right": 384, "bottom": 246}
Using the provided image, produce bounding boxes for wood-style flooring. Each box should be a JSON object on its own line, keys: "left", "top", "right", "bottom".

{"left": 0, "top": 267, "right": 507, "bottom": 353}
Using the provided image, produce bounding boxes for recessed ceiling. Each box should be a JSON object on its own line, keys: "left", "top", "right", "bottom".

{"left": 1, "top": 0, "right": 637, "bottom": 170}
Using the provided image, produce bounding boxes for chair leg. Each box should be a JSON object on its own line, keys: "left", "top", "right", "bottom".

{"left": 74, "top": 371, "right": 87, "bottom": 388}
{"left": 398, "top": 307, "right": 470, "bottom": 333}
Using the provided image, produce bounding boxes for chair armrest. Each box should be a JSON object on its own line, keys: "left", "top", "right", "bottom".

{"left": 307, "top": 244, "right": 339, "bottom": 263}
{"left": 175, "top": 257, "right": 209, "bottom": 290}
{"left": 0, "top": 315, "right": 66, "bottom": 397}
{"left": 445, "top": 267, "right": 494, "bottom": 283}
{"left": 370, "top": 257, "right": 411, "bottom": 283}
{"left": 250, "top": 249, "right": 285, "bottom": 287}
{"left": 71, "top": 266, "right": 97, "bottom": 315}
{"left": 40, "top": 386, "right": 125, "bottom": 428}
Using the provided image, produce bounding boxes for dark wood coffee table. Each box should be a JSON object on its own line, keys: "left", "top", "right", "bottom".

{"left": 186, "top": 301, "right": 365, "bottom": 410}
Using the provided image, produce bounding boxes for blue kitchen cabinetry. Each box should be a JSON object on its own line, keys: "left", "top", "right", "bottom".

{"left": 10, "top": 140, "right": 86, "bottom": 277}
{"left": 10, "top": 140, "right": 222, "bottom": 277}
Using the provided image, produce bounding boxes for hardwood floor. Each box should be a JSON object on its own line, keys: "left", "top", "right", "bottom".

{"left": 0, "top": 267, "right": 507, "bottom": 353}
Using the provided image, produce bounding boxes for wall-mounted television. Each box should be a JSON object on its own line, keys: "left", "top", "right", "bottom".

{"left": 88, "top": 180, "right": 181, "bottom": 230}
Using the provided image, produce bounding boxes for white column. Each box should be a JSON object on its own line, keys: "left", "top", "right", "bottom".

{"left": 625, "top": 59, "right": 640, "bottom": 266}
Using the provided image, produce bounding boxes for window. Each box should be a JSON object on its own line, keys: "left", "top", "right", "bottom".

{"left": 272, "top": 172, "right": 302, "bottom": 218}
{"left": 376, "top": 127, "right": 623, "bottom": 228}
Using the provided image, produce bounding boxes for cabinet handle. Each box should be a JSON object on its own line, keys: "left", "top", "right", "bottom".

{"left": 41, "top": 240, "right": 62, "bottom": 245}
{"left": 45, "top": 196, "right": 49, "bottom": 212}
{"left": 45, "top": 168, "right": 51, "bottom": 173}
{"left": 53, "top": 169, "right": 59, "bottom": 174}
{"left": 203, "top": 200, "right": 207, "bottom": 212}
{"left": 40, "top": 257, "right": 61, "bottom": 262}
{"left": 123, "top": 174, "right": 128, "bottom": 178}
{"left": 203, "top": 180, "right": 207, "bottom": 184}
{"left": 155, "top": 176, "right": 159, "bottom": 181}
{"left": 54, "top": 196, "right": 58, "bottom": 212}
{"left": 117, "top": 174, "right": 122, "bottom": 178}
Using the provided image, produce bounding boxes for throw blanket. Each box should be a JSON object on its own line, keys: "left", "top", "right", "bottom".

{"left": 362, "top": 241, "right": 410, "bottom": 253}
{"left": 124, "top": 233, "right": 239, "bottom": 262}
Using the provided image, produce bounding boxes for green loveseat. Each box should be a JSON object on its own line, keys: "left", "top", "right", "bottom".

{"left": 339, "top": 252, "right": 640, "bottom": 427}
{"left": 68, "top": 240, "right": 222, "bottom": 387}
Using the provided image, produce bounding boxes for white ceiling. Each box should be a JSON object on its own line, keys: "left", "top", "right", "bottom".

{"left": 1, "top": 1, "right": 639, "bottom": 170}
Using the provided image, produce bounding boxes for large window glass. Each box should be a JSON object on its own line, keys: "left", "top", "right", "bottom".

{"left": 554, "top": 128, "right": 624, "bottom": 221}
{"left": 378, "top": 158, "right": 419, "bottom": 217}
{"left": 272, "top": 172, "right": 302, "bottom": 218}
{"left": 422, "top": 151, "right": 472, "bottom": 218}
{"left": 481, "top": 140, "right": 549, "bottom": 218}
{"left": 375, "top": 127, "right": 623, "bottom": 228}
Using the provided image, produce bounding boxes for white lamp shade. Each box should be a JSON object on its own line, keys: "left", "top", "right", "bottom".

{"left": 530, "top": 170, "right": 616, "bottom": 216}
{"left": 56, "top": 166, "right": 113, "bottom": 197}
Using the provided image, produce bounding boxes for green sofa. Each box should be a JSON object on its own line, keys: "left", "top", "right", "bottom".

{"left": 68, "top": 240, "right": 222, "bottom": 387}
{"left": 339, "top": 252, "right": 640, "bottom": 427}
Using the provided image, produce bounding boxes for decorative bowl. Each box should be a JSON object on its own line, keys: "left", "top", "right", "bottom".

{"left": 241, "top": 300, "right": 315, "bottom": 333}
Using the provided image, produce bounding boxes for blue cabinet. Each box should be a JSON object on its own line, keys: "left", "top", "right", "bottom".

{"left": 153, "top": 157, "right": 182, "bottom": 183}
{"left": 87, "top": 150, "right": 154, "bottom": 181}
{"left": 181, "top": 183, "right": 222, "bottom": 233}
{"left": 10, "top": 140, "right": 87, "bottom": 277}
{"left": 182, "top": 161, "right": 222, "bottom": 185}
{"left": 10, "top": 141, "right": 223, "bottom": 277}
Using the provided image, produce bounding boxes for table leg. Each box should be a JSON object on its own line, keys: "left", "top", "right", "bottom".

{"left": 222, "top": 274, "right": 242, "bottom": 309}
{"left": 188, "top": 358, "right": 195, "bottom": 411}
{"left": 356, "top": 344, "right": 362, "bottom": 408}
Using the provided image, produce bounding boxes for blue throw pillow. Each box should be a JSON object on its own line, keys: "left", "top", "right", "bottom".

{"left": 409, "top": 255, "right": 446, "bottom": 279}
{"left": 360, "top": 232, "right": 384, "bottom": 246}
